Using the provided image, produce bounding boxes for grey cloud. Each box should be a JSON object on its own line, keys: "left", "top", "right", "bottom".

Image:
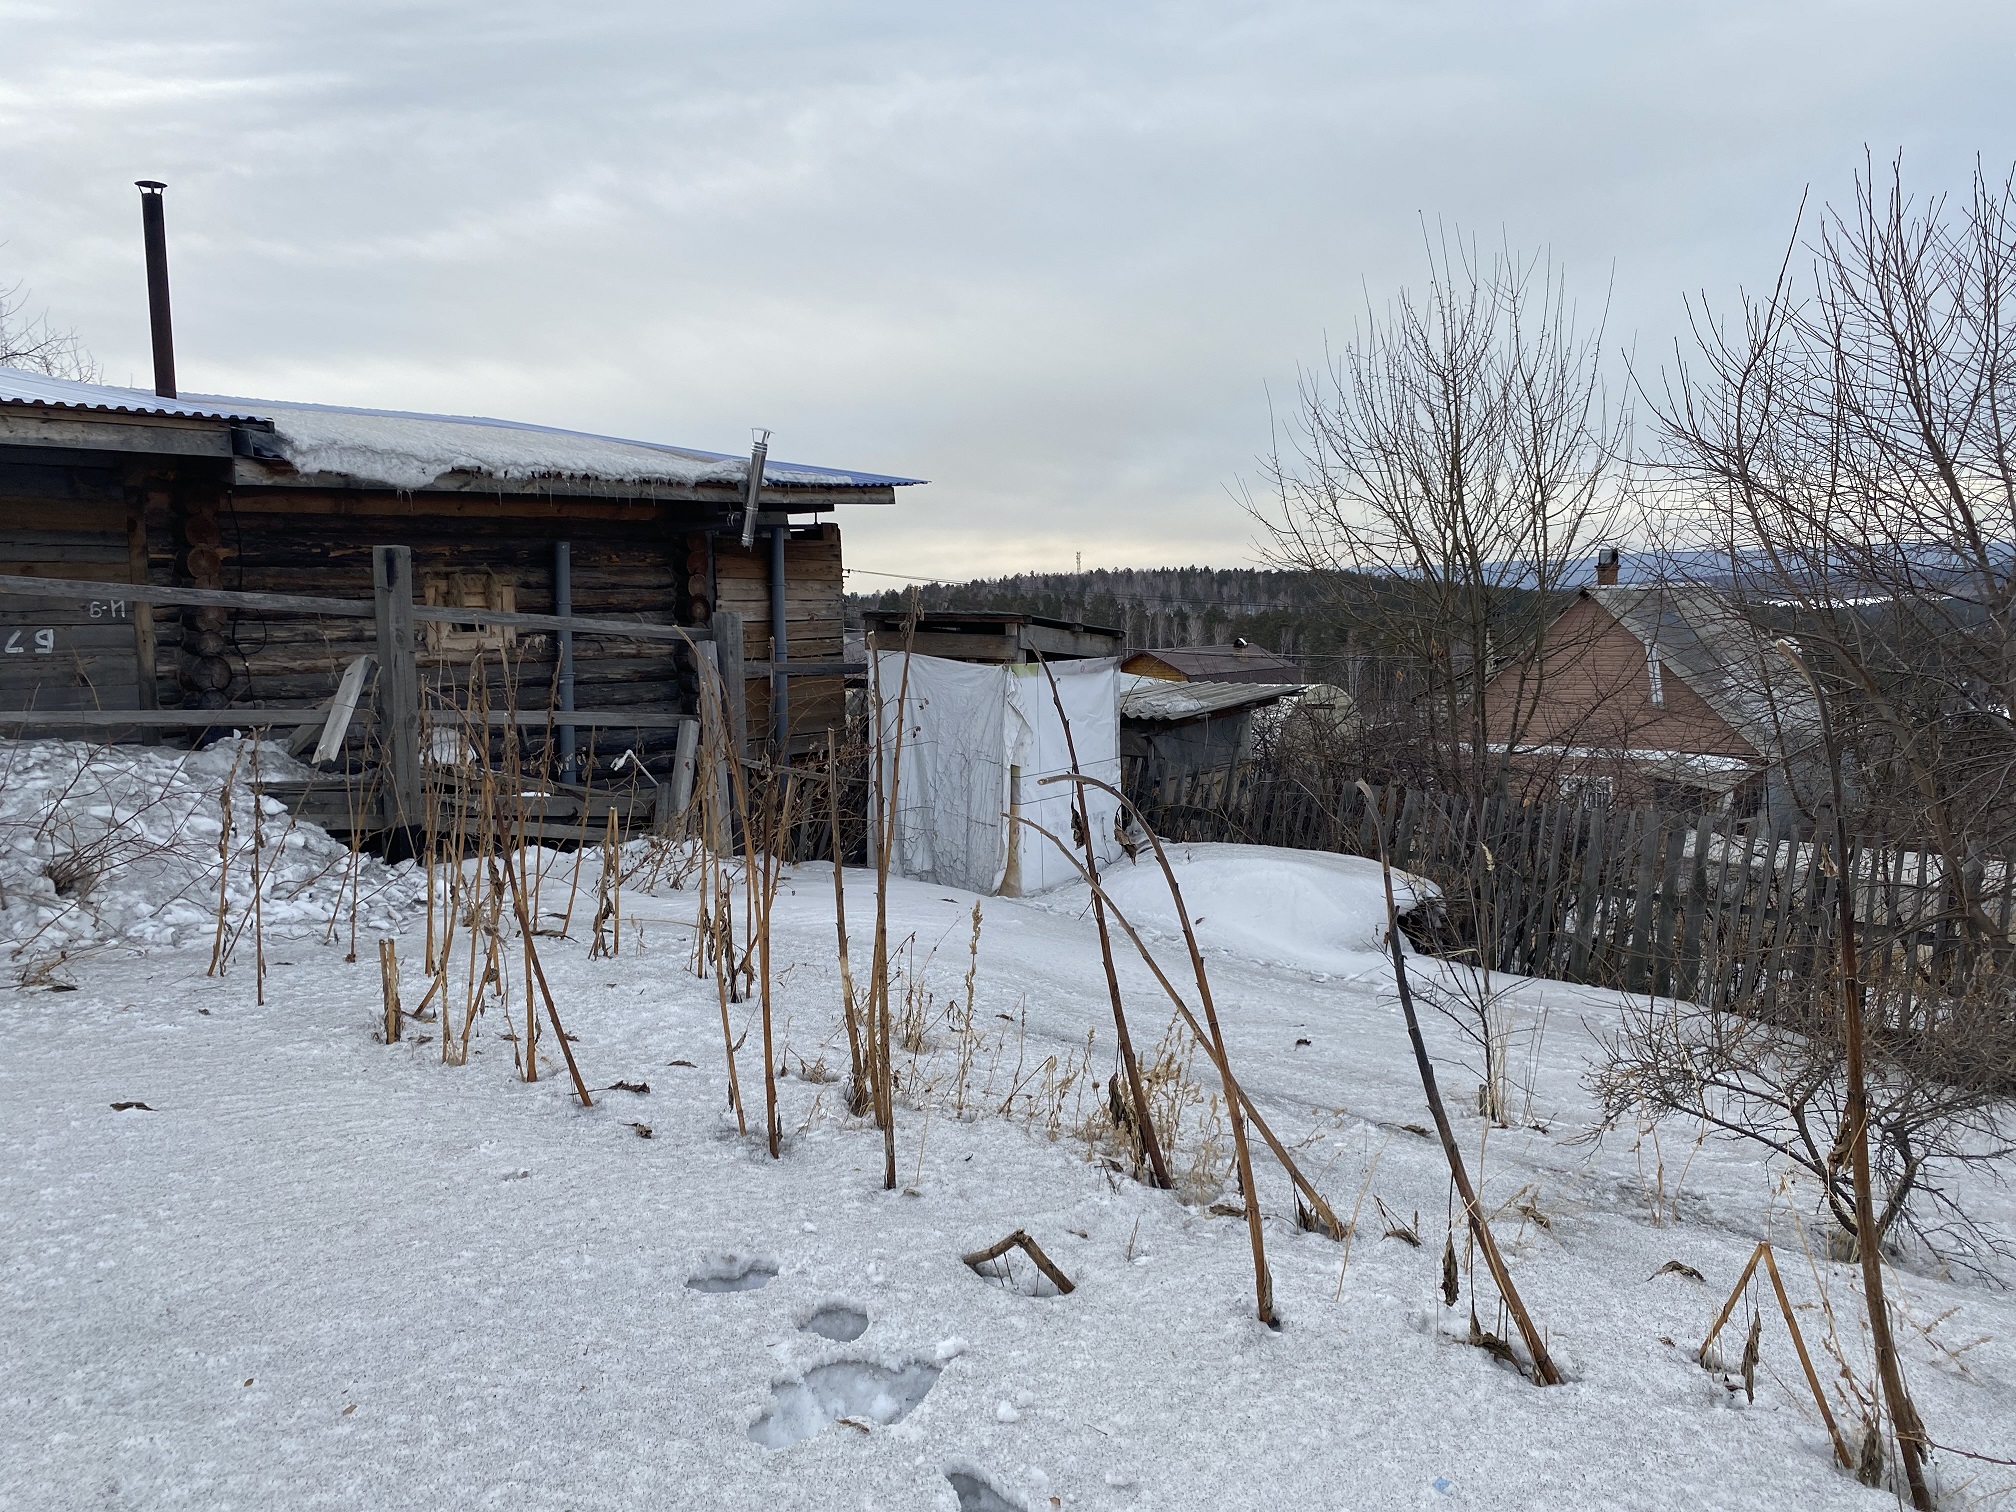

{"left": 2, "top": 0, "right": 2011, "bottom": 577}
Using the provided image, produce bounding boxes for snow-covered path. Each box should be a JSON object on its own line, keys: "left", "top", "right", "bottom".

{"left": 3, "top": 849, "right": 2012, "bottom": 1511}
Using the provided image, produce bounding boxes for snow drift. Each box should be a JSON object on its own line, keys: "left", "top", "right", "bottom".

{"left": 1050, "top": 840, "right": 1434, "bottom": 976}
{"left": 0, "top": 738, "right": 425, "bottom": 973}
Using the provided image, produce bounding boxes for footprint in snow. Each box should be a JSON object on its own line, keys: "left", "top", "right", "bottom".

{"left": 800, "top": 1303, "right": 870, "bottom": 1342}
{"left": 685, "top": 1254, "right": 778, "bottom": 1293}
{"left": 944, "top": 1466, "right": 1025, "bottom": 1512}
{"left": 746, "top": 1358, "right": 941, "bottom": 1449}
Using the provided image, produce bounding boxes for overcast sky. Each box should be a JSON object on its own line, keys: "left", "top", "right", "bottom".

{"left": 3, "top": 2, "right": 2011, "bottom": 586}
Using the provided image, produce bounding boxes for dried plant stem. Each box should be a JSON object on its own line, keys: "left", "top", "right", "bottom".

{"left": 827, "top": 730, "right": 865, "bottom": 1097}
{"left": 1013, "top": 812, "right": 1344, "bottom": 1240}
{"left": 499, "top": 851, "right": 593, "bottom": 1107}
{"left": 699, "top": 669, "right": 746, "bottom": 1132}
{"left": 206, "top": 742, "right": 244, "bottom": 977}
{"left": 378, "top": 937, "right": 402, "bottom": 1044}
{"left": 756, "top": 771, "right": 796, "bottom": 1157}
{"left": 962, "top": 1229, "right": 1076, "bottom": 1294}
{"left": 248, "top": 740, "right": 266, "bottom": 1005}
{"left": 1777, "top": 643, "right": 1932, "bottom": 1507}
{"left": 1359, "top": 779, "right": 1561, "bottom": 1386}
{"left": 1021, "top": 787, "right": 1268, "bottom": 1322}
{"left": 867, "top": 637, "right": 913, "bottom": 1189}
{"left": 1699, "top": 1241, "right": 1853, "bottom": 1468}
{"left": 1034, "top": 660, "right": 1170, "bottom": 1191}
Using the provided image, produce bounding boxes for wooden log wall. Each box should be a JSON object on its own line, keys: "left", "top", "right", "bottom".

{"left": 4, "top": 453, "right": 858, "bottom": 768}
{"left": 167, "top": 489, "right": 710, "bottom": 770}
{"left": 0, "top": 456, "right": 147, "bottom": 715}
{"left": 713, "top": 521, "right": 847, "bottom": 751}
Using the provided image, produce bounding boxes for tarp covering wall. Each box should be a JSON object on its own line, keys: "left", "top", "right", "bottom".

{"left": 873, "top": 652, "right": 1122, "bottom": 895}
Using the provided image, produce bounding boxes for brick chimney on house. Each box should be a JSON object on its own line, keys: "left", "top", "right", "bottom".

{"left": 1595, "top": 547, "right": 1620, "bottom": 586}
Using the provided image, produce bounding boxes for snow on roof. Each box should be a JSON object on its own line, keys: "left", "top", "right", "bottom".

{"left": 0, "top": 365, "right": 922, "bottom": 493}
{"left": 0, "top": 365, "right": 268, "bottom": 422}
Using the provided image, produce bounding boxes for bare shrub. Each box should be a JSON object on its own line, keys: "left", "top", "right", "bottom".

{"left": 1593, "top": 976, "right": 2016, "bottom": 1267}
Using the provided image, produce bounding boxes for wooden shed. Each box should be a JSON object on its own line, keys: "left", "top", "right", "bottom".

{"left": 0, "top": 367, "right": 919, "bottom": 782}
{"left": 861, "top": 609, "right": 1123, "bottom": 664}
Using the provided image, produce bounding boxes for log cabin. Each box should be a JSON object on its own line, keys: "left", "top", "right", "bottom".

{"left": 0, "top": 365, "right": 919, "bottom": 777}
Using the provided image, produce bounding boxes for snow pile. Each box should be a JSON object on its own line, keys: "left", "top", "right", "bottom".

{"left": 1048, "top": 840, "right": 1433, "bottom": 975}
{"left": 0, "top": 738, "right": 425, "bottom": 972}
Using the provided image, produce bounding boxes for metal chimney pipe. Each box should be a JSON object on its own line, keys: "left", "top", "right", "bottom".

{"left": 134, "top": 181, "right": 176, "bottom": 398}
{"left": 738, "top": 429, "right": 771, "bottom": 549}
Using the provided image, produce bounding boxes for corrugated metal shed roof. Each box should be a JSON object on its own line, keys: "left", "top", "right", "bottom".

{"left": 0, "top": 365, "right": 922, "bottom": 492}
{"left": 1124, "top": 643, "right": 1303, "bottom": 683}
{"left": 1118, "top": 675, "right": 1303, "bottom": 723}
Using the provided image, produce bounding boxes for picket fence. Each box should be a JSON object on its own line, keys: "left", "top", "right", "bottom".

{"left": 1124, "top": 760, "right": 2013, "bottom": 1018}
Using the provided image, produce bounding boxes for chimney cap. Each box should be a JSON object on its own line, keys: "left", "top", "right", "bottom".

{"left": 134, "top": 179, "right": 167, "bottom": 192}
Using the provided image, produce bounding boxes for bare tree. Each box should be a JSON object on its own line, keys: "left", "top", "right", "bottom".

{"left": 0, "top": 273, "right": 99, "bottom": 381}
{"left": 1252, "top": 236, "right": 1630, "bottom": 1121}
{"left": 1655, "top": 154, "right": 2016, "bottom": 941}
{"left": 1636, "top": 154, "right": 2016, "bottom": 1509}
{"left": 1251, "top": 232, "right": 1629, "bottom": 803}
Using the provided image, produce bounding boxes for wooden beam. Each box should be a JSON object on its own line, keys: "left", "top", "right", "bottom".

{"left": 373, "top": 546, "right": 424, "bottom": 834}
{"left": 0, "top": 708, "right": 342, "bottom": 728}
{"left": 745, "top": 660, "right": 861, "bottom": 677}
{"left": 0, "top": 409, "right": 235, "bottom": 458}
{"left": 0, "top": 572, "right": 716, "bottom": 644}
{"left": 712, "top": 610, "right": 747, "bottom": 758}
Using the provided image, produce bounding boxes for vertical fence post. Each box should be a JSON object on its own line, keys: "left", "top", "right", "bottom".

{"left": 712, "top": 610, "right": 748, "bottom": 762}
{"left": 373, "top": 545, "right": 424, "bottom": 844}
{"left": 667, "top": 715, "right": 701, "bottom": 819}
{"left": 554, "top": 540, "right": 576, "bottom": 782}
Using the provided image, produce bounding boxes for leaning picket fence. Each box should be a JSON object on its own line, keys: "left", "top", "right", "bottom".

{"left": 1129, "top": 761, "right": 2014, "bottom": 1022}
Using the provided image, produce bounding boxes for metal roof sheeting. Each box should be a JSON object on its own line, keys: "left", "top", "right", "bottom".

{"left": 0, "top": 365, "right": 922, "bottom": 492}
{"left": 1118, "top": 675, "right": 1303, "bottom": 723}
{"left": 1586, "top": 584, "right": 1821, "bottom": 756}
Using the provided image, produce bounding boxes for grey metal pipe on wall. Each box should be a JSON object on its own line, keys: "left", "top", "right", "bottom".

{"left": 555, "top": 540, "right": 576, "bottom": 781}
{"left": 770, "top": 523, "right": 789, "bottom": 763}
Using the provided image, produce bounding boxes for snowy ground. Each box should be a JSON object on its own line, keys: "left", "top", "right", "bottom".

{"left": 2, "top": 792, "right": 2013, "bottom": 1508}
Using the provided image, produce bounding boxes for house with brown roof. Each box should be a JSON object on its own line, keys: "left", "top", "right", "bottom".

{"left": 1120, "top": 638, "right": 1303, "bottom": 685}
{"left": 1478, "top": 566, "right": 1820, "bottom": 820}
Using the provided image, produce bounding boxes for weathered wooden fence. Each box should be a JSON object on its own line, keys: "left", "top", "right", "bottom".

{"left": 0, "top": 546, "right": 739, "bottom": 845}
{"left": 1127, "top": 759, "right": 2015, "bottom": 1015}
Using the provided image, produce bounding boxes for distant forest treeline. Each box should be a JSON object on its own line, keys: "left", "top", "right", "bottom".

{"left": 849, "top": 566, "right": 1360, "bottom": 679}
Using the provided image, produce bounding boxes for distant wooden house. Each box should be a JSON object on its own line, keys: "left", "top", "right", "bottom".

{"left": 1478, "top": 571, "right": 1820, "bottom": 818}
{"left": 1121, "top": 639, "right": 1303, "bottom": 685}
{"left": 0, "top": 367, "right": 919, "bottom": 771}
{"left": 1119, "top": 675, "right": 1302, "bottom": 800}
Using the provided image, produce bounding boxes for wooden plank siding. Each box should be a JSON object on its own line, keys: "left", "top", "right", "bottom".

{"left": 713, "top": 523, "right": 848, "bottom": 751}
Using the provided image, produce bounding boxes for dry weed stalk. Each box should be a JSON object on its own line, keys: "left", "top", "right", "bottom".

{"left": 378, "top": 937, "right": 402, "bottom": 1043}
{"left": 866, "top": 627, "right": 916, "bottom": 1189}
{"left": 1359, "top": 778, "right": 1561, "bottom": 1385}
{"left": 827, "top": 730, "right": 867, "bottom": 1107}
{"left": 1009, "top": 809, "right": 1345, "bottom": 1237}
{"left": 1035, "top": 659, "right": 1170, "bottom": 1191}
{"left": 1698, "top": 1240, "right": 1853, "bottom": 1469}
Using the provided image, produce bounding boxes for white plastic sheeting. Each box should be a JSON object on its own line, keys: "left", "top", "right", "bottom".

{"left": 873, "top": 653, "right": 1122, "bottom": 896}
